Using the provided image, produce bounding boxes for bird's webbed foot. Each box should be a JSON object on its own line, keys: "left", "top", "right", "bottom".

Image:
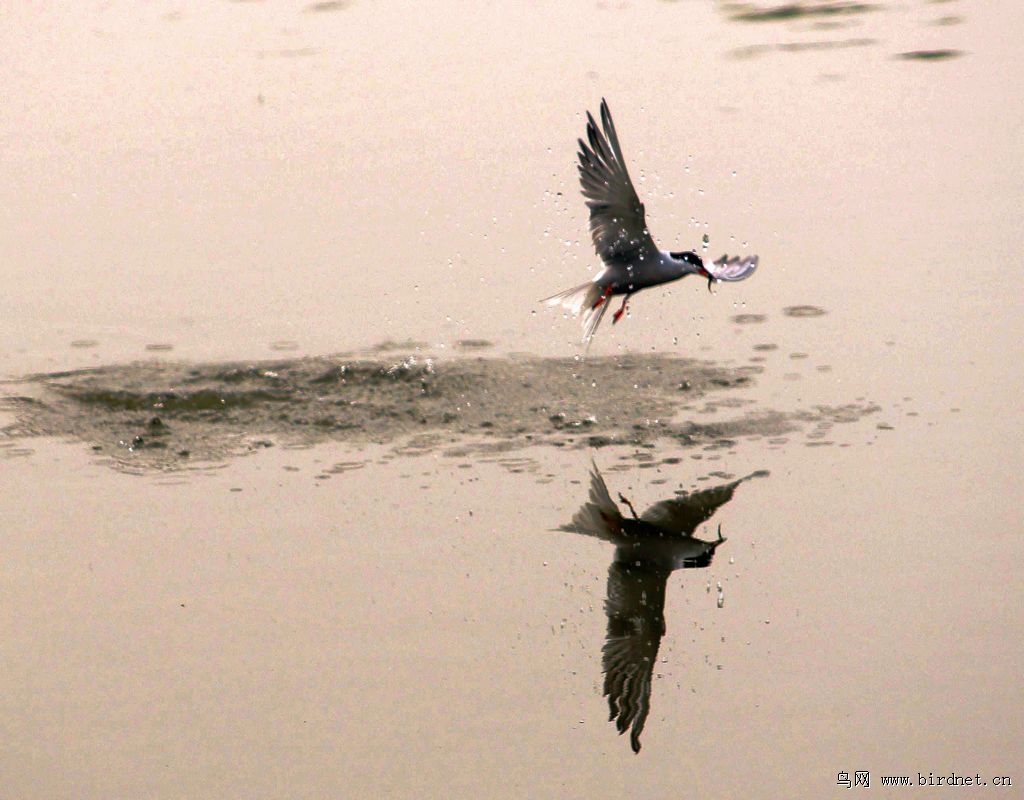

{"left": 611, "top": 294, "right": 631, "bottom": 324}
{"left": 618, "top": 493, "right": 639, "bottom": 520}
{"left": 592, "top": 285, "right": 614, "bottom": 310}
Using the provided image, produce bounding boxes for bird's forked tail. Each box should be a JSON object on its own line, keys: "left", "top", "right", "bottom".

{"left": 570, "top": 461, "right": 623, "bottom": 542}
{"left": 542, "top": 281, "right": 609, "bottom": 346}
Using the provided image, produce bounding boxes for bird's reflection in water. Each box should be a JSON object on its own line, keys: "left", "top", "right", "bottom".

{"left": 562, "top": 461, "right": 767, "bottom": 753}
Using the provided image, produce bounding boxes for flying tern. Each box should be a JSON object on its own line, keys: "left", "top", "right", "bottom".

{"left": 561, "top": 461, "right": 767, "bottom": 752}
{"left": 543, "top": 99, "right": 758, "bottom": 345}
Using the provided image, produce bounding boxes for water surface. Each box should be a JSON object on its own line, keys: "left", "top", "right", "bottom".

{"left": 1, "top": 1, "right": 1021, "bottom": 797}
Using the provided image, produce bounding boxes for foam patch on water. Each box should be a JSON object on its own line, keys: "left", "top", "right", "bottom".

{"left": 1, "top": 352, "right": 880, "bottom": 472}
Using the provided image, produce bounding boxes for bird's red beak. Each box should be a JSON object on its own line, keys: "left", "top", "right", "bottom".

{"left": 700, "top": 266, "right": 716, "bottom": 293}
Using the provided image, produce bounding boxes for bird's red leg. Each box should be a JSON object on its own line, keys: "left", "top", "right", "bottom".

{"left": 612, "top": 294, "right": 631, "bottom": 324}
{"left": 618, "top": 493, "right": 639, "bottom": 520}
{"left": 592, "top": 285, "right": 614, "bottom": 310}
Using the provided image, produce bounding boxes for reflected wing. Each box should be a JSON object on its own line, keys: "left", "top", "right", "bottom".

{"left": 709, "top": 253, "right": 758, "bottom": 282}
{"left": 602, "top": 560, "right": 668, "bottom": 753}
{"left": 640, "top": 478, "right": 746, "bottom": 535}
{"left": 578, "top": 100, "right": 660, "bottom": 268}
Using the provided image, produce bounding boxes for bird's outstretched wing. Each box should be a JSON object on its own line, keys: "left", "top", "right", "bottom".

{"left": 602, "top": 560, "right": 668, "bottom": 753}
{"left": 639, "top": 473, "right": 762, "bottom": 535}
{"left": 708, "top": 254, "right": 758, "bottom": 282}
{"left": 578, "top": 100, "right": 660, "bottom": 269}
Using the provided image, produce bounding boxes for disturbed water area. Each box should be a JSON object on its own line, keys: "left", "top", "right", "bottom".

{"left": 1, "top": 343, "right": 880, "bottom": 474}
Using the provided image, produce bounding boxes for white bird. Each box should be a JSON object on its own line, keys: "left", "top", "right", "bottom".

{"left": 543, "top": 99, "right": 759, "bottom": 345}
